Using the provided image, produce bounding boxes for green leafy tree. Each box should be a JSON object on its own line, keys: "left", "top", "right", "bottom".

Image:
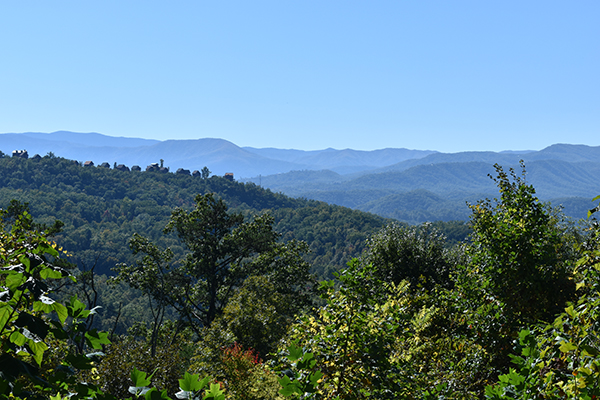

{"left": 485, "top": 196, "right": 600, "bottom": 399}
{"left": 0, "top": 204, "right": 111, "bottom": 399}
{"left": 466, "top": 162, "right": 575, "bottom": 327}
{"left": 90, "top": 324, "right": 192, "bottom": 399}
{"left": 115, "top": 193, "right": 313, "bottom": 337}
{"left": 201, "top": 167, "right": 211, "bottom": 179}
{"left": 450, "top": 162, "right": 578, "bottom": 392}
{"left": 281, "top": 259, "right": 440, "bottom": 398}
{"left": 362, "top": 222, "right": 453, "bottom": 293}
{"left": 112, "top": 234, "right": 177, "bottom": 356}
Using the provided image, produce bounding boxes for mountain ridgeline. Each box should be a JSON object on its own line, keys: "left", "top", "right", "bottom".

{"left": 242, "top": 149, "right": 600, "bottom": 223}
{"left": 0, "top": 154, "right": 393, "bottom": 278}
{"left": 2, "top": 131, "right": 598, "bottom": 224}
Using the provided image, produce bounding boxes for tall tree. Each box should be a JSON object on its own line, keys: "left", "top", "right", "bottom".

{"left": 466, "top": 162, "right": 576, "bottom": 326}
{"left": 453, "top": 162, "right": 578, "bottom": 385}
{"left": 115, "top": 193, "right": 313, "bottom": 336}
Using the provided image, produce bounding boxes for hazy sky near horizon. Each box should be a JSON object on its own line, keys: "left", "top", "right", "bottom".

{"left": 1, "top": 1, "right": 598, "bottom": 152}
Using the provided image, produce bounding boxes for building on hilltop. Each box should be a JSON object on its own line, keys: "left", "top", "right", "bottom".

{"left": 84, "top": 161, "right": 95, "bottom": 167}
{"left": 146, "top": 163, "right": 160, "bottom": 172}
{"left": 176, "top": 168, "right": 191, "bottom": 176}
{"left": 12, "top": 150, "right": 28, "bottom": 159}
{"left": 224, "top": 172, "right": 234, "bottom": 181}
{"left": 131, "top": 165, "right": 141, "bottom": 171}
{"left": 115, "top": 164, "right": 130, "bottom": 172}
{"left": 99, "top": 162, "right": 110, "bottom": 168}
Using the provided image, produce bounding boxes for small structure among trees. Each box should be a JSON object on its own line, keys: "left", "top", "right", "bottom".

{"left": 115, "top": 164, "right": 130, "bottom": 172}
{"left": 146, "top": 163, "right": 160, "bottom": 172}
{"left": 83, "top": 161, "right": 94, "bottom": 167}
{"left": 12, "top": 150, "right": 28, "bottom": 159}
{"left": 176, "top": 168, "right": 190, "bottom": 176}
{"left": 224, "top": 172, "right": 234, "bottom": 181}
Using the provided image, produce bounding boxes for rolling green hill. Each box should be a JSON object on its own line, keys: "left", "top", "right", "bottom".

{"left": 249, "top": 157, "right": 600, "bottom": 222}
{"left": 0, "top": 155, "right": 389, "bottom": 279}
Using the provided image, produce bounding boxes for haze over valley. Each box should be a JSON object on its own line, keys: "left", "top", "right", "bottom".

{"left": 4, "top": 131, "right": 599, "bottom": 223}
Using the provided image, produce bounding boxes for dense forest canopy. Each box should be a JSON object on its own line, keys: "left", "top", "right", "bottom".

{"left": 0, "top": 155, "right": 403, "bottom": 279}
{"left": 4, "top": 154, "right": 598, "bottom": 399}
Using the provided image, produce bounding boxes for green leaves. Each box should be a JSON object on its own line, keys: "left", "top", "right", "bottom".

{"left": 33, "top": 297, "right": 68, "bottom": 324}
{"left": 85, "top": 329, "right": 111, "bottom": 349}
{"left": 587, "top": 194, "right": 600, "bottom": 219}
{"left": 277, "top": 343, "right": 322, "bottom": 398}
{"left": 0, "top": 204, "right": 115, "bottom": 399}
{"left": 118, "top": 192, "right": 313, "bottom": 348}
{"left": 286, "top": 342, "right": 304, "bottom": 363}
{"left": 130, "top": 368, "right": 155, "bottom": 393}
{"left": 178, "top": 372, "right": 210, "bottom": 394}
{"left": 203, "top": 383, "right": 225, "bottom": 400}
{"left": 485, "top": 220, "right": 600, "bottom": 399}
{"left": 128, "top": 369, "right": 224, "bottom": 400}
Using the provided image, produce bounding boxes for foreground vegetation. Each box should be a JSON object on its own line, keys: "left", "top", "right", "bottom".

{"left": 1, "top": 160, "right": 600, "bottom": 399}
{"left": 0, "top": 154, "right": 470, "bottom": 334}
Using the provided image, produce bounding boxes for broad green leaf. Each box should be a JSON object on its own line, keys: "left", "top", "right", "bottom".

{"left": 581, "top": 344, "right": 599, "bottom": 357}
{"left": 130, "top": 368, "right": 153, "bottom": 388}
{"left": 19, "top": 255, "right": 31, "bottom": 272}
{"left": 309, "top": 370, "right": 324, "bottom": 388}
{"left": 29, "top": 340, "right": 49, "bottom": 366}
{"left": 10, "top": 331, "right": 27, "bottom": 346}
{"left": 66, "top": 353, "right": 94, "bottom": 370}
{"left": 14, "top": 312, "right": 49, "bottom": 340}
{"left": 278, "top": 381, "right": 300, "bottom": 397}
{"left": 145, "top": 388, "right": 169, "bottom": 400}
{"left": 203, "top": 383, "right": 224, "bottom": 399}
{"left": 278, "top": 375, "right": 292, "bottom": 387}
{"left": 35, "top": 242, "right": 59, "bottom": 257}
{"left": 67, "top": 295, "right": 90, "bottom": 319}
{"left": 6, "top": 273, "right": 25, "bottom": 291}
{"left": 40, "top": 266, "right": 63, "bottom": 280}
{"left": 287, "top": 342, "right": 303, "bottom": 362}
{"left": 0, "top": 307, "right": 12, "bottom": 330}
{"left": 559, "top": 341, "right": 577, "bottom": 353}
{"left": 85, "top": 330, "right": 111, "bottom": 349}
{"left": 53, "top": 302, "right": 68, "bottom": 324}
{"left": 178, "top": 372, "right": 208, "bottom": 392}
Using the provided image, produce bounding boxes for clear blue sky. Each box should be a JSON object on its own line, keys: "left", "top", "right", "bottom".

{"left": 1, "top": 1, "right": 598, "bottom": 152}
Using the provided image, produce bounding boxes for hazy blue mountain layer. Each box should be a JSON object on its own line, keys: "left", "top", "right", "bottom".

{"left": 3, "top": 131, "right": 598, "bottom": 222}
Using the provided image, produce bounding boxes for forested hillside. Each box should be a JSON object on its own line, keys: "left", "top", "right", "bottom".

{"left": 4, "top": 133, "right": 599, "bottom": 225}
{"left": 0, "top": 154, "right": 392, "bottom": 279}
{"left": 2, "top": 160, "right": 599, "bottom": 399}
{"left": 247, "top": 157, "right": 600, "bottom": 223}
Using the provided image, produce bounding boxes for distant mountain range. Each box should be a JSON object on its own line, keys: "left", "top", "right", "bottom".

{"left": 0, "top": 131, "right": 435, "bottom": 177}
{"left": 2, "top": 131, "right": 599, "bottom": 223}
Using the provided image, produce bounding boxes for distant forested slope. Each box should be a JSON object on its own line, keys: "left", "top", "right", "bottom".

{"left": 246, "top": 158, "right": 600, "bottom": 223}
{"left": 0, "top": 155, "right": 392, "bottom": 278}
